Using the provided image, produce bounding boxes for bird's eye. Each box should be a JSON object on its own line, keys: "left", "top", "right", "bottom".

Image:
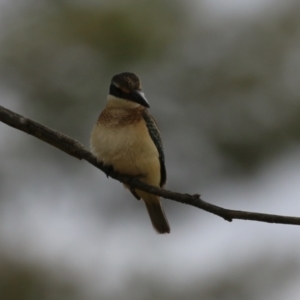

{"left": 115, "top": 85, "right": 122, "bottom": 92}
{"left": 120, "top": 87, "right": 130, "bottom": 94}
{"left": 113, "top": 83, "right": 130, "bottom": 94}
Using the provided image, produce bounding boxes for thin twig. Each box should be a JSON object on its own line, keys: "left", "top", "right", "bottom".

{"left": 1, "top": 104, "right": 300, "bottom": 225}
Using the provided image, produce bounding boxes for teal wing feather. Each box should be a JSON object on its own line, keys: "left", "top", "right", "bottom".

{"left": 142, "top": 110, "right": 166, "bottom": 187}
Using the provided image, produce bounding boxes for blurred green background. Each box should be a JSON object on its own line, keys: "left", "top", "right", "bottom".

{"left": 1, "top": 0, "right": 300, "bottom": 299}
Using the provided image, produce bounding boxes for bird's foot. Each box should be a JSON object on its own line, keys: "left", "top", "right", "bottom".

{"left": 104, "top": 164, "right": 115, "bottom": 178}
{"left": 130, "top": 188, "right": 141, "bottom": 200}
{"left": 126, "top": 173, "right": 145, "bottom": 201}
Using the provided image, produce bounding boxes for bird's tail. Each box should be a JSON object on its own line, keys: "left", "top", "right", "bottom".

{"left": 143, "top": 195, "right": 170, "bottom": 234}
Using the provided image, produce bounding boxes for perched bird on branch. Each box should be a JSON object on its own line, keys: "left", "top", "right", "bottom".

{"left": 90, "top": 72, "right": 170, "bottom": 234}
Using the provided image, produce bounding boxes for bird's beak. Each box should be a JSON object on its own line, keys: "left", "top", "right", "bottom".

{"left": 131, "top": 90, "right": 150, "bottom": 108}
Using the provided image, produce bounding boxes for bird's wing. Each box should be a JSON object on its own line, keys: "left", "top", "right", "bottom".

{"left": 142, "top": 110, "right": 166, "bottom": 187}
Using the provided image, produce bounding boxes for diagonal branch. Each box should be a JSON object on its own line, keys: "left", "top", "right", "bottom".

{"left": 1, "top": 104, "right": 300, "bottom": 225}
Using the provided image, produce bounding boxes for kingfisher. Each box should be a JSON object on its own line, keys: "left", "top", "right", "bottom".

{"left": 90, "top": 72, "right": 170, "bottom": 234}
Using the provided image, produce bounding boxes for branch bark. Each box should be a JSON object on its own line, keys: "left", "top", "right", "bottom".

{"left": 1, "top": 104, "right": 300, "bottom": 225}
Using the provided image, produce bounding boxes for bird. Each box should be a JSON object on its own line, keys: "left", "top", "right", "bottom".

{"left": 90, "top": 72, "right": 170, "bottom": 234}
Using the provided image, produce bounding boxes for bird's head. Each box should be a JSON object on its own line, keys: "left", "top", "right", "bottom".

{"left": 109, "top": 72, "right": 150, "bottom": 108}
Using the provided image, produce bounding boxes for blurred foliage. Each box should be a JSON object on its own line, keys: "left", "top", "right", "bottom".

{"left": 171, "top": 6, "right": 300, "bottom": 173}
{"left": 0, "top": 251, "right": 297, "bottom": 300}
{"left": 0, "top": 254, "right": 80, "bottom": 300}
{"left": 0, "top": 0, "right": 185, "bottom": 138}
{"left": 57, "top": 1, "right": 181, "bottom": 64}
{"left": 122, "top": 256, "right": 299, "bottom": 300}
{"left": 2, "top": 0, "right": 300, "bottom": 172}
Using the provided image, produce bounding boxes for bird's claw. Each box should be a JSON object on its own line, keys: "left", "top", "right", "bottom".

{"left": 105, "top": 165, "right": 115, "bottom": 178}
